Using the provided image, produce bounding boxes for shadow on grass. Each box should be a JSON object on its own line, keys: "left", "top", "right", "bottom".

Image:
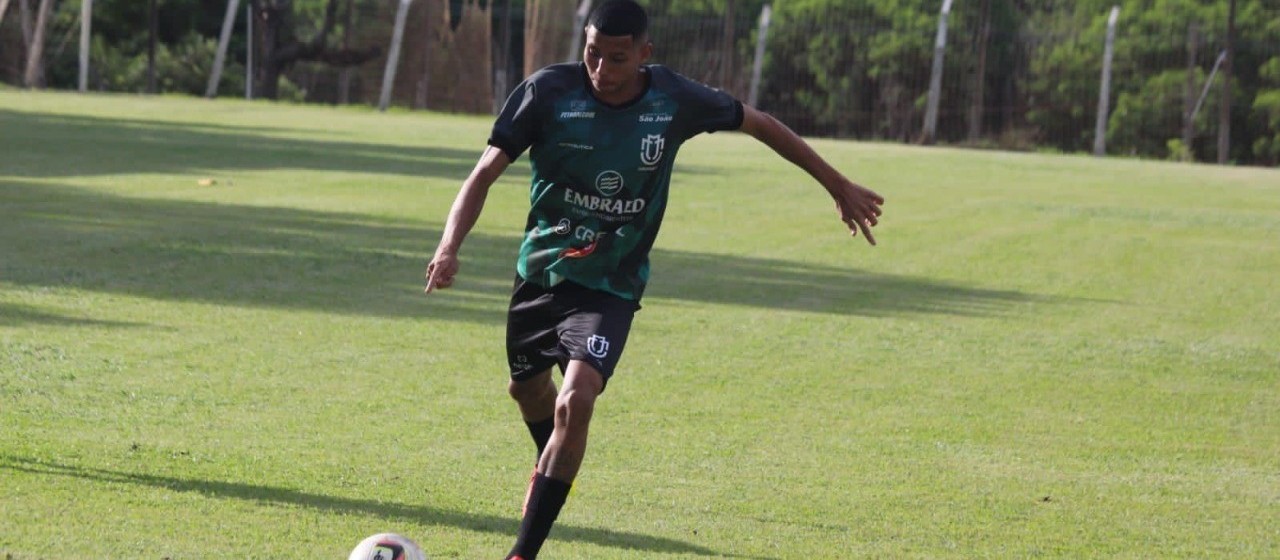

{"left": 0, "top": 455, "right": 773, "bottom": 559}
{"left": 0, "top": 109, "right": 481, "bottom": 180}
{"left": 0, "top": 302, "right": 156, "bottom": 328}
{"left": 1, "top": 180, "right": 1051, "bottom": 326}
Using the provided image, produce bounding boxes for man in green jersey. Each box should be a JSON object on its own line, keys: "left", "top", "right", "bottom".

{"left": 424, "top": 1, "right": 883, "bottom": 558}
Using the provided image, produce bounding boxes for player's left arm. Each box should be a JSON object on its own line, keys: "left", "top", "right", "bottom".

{"left": 737, "top": 104, "right": 884, "bottom": 245}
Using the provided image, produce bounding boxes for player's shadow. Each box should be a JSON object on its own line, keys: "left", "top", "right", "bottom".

{"left": 0, "top": 455, "right": 774, "bottom": 559}
{"left": 1, "top": 180, "right": 1052, "bottom": 327}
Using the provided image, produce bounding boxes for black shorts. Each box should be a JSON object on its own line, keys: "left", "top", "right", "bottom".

{"left": 506, "top": 275, "right": 639, "bottom": 388}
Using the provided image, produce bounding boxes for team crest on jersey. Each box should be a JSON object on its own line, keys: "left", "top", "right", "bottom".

{"left": 640, "top": 134, "right": 665, "bottom": 167}
{"left": 586, "top": 334, "right": 610, "bottom": 359}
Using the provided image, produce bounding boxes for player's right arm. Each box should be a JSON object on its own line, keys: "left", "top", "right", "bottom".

{"left": 425, "top": 146, "right": 511, "bottom": 293}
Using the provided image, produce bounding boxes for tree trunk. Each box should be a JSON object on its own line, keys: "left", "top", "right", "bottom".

{"left": 257, "top": 0, "right": 286, "bottom": 100}
{"left": 524, "top": 0, "right": 575, "bottom": 75}
{"left": 967, "top": 0, "right": 992, "bottom": 142}
{"left": 19, "top": 0, "right": 33, "bottom": 50}
{"left": 337, "top": 0, "right": 353, "bottom": 104}
{"left": 719, "top": 0, "right": 735, "bottom": 92}
{"left": 494, "top": 0, "right": 513, "bottom": 112}
{"left": 22, "top": 0, "right": 53, "bottom": 88}
{"left": 414, "top": 0, "right": 445, "bottom": 109}
{"left": 147, "top": 0, "right": 158, "bottom": 93}
{"left": 255, "top": 0, "right": 378, "bottom": 100}
{"left": 0, "top": 0, "right": 14, "bottom": 31}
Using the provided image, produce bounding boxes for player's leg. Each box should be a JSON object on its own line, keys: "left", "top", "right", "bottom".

{"left": 506, "top": 282, "right": 636, "bottom": 560}
{"left": 509, "top": 368, "right": 557, "bottom": 462}
{"left": 538, "top": 360, "right": 604, "bottom": 481}
{"left": 509, "top": 368, "right": 557, "bottom": 421}
{"left": 507, "top": 361, "right": 602, "bottom": 560}
{"left": 506, "top": 275, "right": 563, "bottom": 462}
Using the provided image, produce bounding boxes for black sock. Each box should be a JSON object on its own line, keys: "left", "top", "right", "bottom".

{"left": 524, "top": 416, "right": 555, "bottom": 462}
{"left": 507, "top": 472, "right": 571, "bottom": 560}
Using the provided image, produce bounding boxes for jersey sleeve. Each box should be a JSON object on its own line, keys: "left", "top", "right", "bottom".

{"left": 488, "top": 78, "right": 541, "bottom": 162}
{"left": 672, "top": 73, "right": 745, "bottom": 141}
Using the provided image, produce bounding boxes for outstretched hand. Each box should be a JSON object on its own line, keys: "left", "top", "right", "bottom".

{"left": 830, "top": 178, "right": 884, "bottom": 245}
{"left": 424, "top": 250, "right": 459, "bottom": 294}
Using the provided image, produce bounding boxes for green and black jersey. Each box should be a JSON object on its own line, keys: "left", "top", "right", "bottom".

{"left": 488, "top": 62, "right": 743, "bottom": 301}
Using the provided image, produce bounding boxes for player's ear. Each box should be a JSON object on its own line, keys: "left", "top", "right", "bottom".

{"left": 638, "top": 40, "right": 653, "bottom": 63}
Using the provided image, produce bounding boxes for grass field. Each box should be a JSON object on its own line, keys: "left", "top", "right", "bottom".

{"left": 1, "top": 89, "right": 1278, "bottom": 559}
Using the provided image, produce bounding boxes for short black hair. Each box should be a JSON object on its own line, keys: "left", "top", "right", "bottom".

{"left": 587, "top": 0, "right": 648, "bottom": 39}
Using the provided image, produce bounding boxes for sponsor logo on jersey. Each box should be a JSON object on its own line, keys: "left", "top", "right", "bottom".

{"left": 558, "top": 142, "right": 594, "bottom": 150}
{"left": 587, "top": 334, "right": 610, "bottom": 359}
{"left": 595, "top": 170, "right": 624, "bottom": 196}
{"left": 563, "top": 190, "right": 646, "bottom": 215}
{"left": 554, "top": 218, "right": 571, "bottom": 235}
{"left": 640, "top": 134, "right": 665, "bottom": 166}
{"left": 559, "top": 111, "right": 596, "bottom": 119}
{"left": 639, "top": 113, "right": 673, "bottom": 123}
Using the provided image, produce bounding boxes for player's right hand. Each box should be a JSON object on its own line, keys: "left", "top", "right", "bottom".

{"left": 424, "top": 251, "right": 459, "bottom": 294}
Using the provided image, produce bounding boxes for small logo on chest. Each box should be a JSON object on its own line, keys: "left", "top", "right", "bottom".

{"left": 595, "top": 170, "right": 624, "bottom": 196}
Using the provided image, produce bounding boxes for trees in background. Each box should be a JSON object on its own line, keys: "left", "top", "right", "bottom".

{"left": 523, "top": 0, "right": 575, "bottom": 75}
{"left": 21, "top": 0, "right": 53, "bottom": 87}
{"left": 755, "top": 0, "right": 1277, "bottom": 163}
{"left": 1, "top": 0, "right": 58, "bottom": 88}
{"left": 1, "top": 0, "right": 1276, "bottom": 165}
{"left": 251, "top": 0, "right": 380, "bottom": 99}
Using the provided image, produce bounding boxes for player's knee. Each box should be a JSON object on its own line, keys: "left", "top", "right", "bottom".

{"left": 508, "top": 371, "right": 551, "bottom": 403}
{"left": 554, "top": 389, "right": 596, "bottom": 429}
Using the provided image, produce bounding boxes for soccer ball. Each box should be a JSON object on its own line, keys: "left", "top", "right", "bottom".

{"left": 347, "top": 533, "right": 427, "bottom": 560}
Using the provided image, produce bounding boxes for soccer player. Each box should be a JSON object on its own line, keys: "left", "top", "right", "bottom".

{"left": 424, "top": 1, "right": 883, "bottom": 558}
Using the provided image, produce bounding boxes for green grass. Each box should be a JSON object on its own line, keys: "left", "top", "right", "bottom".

{"left": 2, "top": 89, "right": 1278, "bottom": 559}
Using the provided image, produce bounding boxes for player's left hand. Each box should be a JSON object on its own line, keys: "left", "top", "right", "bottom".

{"left": 830, "top": 178, "right": 884, "bottom": 246}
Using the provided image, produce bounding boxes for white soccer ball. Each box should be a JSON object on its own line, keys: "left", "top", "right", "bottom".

{"left": 347, "top": 533, "right": 427, "bottom": 560}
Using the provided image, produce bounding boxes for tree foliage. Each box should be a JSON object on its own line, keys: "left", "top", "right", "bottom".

{"left": 2, "top": 0, "right": 1278, "bottom": 165}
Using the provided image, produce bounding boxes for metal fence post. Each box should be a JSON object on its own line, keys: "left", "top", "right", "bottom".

{"left": 78, "top": 0, "right": 92, "bottom": 92}
{"left": 207, "top": 0, "right": 241, "bottom": 99}
{"left": 921, "top": 0, "right": 954, "bottom": 145}
{"left": 379, "top": 0, "right": 412, "bottom": 112}
{"left": 1190, "top": 50, "right": 1226, "bottom": 130}
{"left": 747, "top": 4, "right": 771, "bottom": 108}
{"left": 246, "top": 3, "right": 253, "bottom": 100}
{"left": 1217, "top": 0, "right": 1235, "bottom": 164}
{"left": 1093, "top": 5, "right": 1119, "bottom": 156}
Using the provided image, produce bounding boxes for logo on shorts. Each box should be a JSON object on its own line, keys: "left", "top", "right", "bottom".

{"left": 595, "top": 170, "right": 624, "bottom": 196}
{"left": 586, "top": 334, "right": 610, "bottom": 359}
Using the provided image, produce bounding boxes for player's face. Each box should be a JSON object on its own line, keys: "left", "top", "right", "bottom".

{"left": 583, "top": 26, "right": 652, "bottom": 100}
